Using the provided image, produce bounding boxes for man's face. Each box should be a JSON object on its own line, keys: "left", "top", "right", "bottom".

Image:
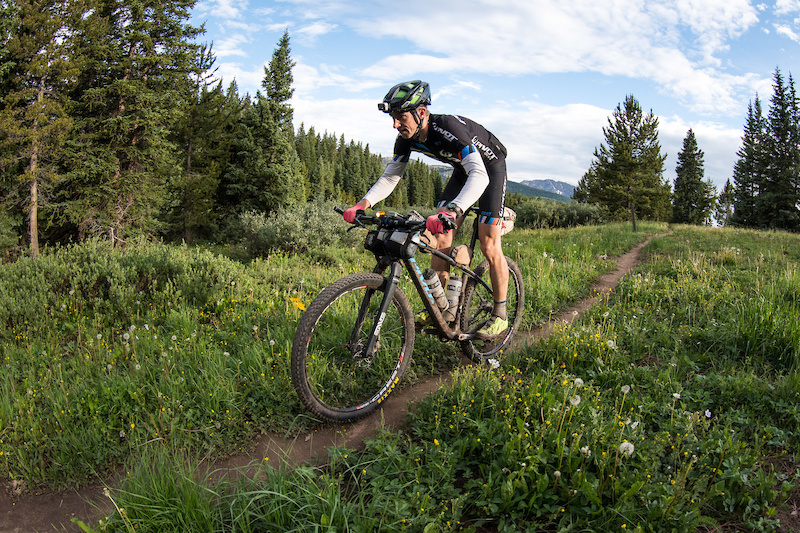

{"left": 391, "top": 109, "right": 421, "bottom": 139}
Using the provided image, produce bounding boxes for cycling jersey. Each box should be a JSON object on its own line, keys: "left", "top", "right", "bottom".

{"left": 363, "top": 114, "right": 508, "bottom": 223}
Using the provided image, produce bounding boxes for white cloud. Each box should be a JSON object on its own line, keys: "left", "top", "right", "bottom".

{"left": 194, "top": 0, "right": 249, "bottom": 20}
{"left": 213, "top": 34, "right": 251, "bottom": 58}
{"left": 658, "top": 116, "right": 743, "bottom": 189}
{"left": 295, "top": 21, "right": 338, "bottom": 43}
{"left": 775, "top": 0, "right": 800, "bottom": 16}
{"left": 776, "top": 24, "right": 800, "bottom": 42}
{"left": 349, "top": 0, "right": 761, "bottom": 116}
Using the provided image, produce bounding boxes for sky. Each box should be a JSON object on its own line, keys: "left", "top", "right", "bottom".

{"left": 189, "top": 0, "right": 800, "bottom": 190}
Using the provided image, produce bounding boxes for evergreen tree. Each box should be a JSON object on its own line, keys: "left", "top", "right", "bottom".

{"left": 715, "top": 179, "right": 735, "bottom": 227}
{"left": 263, "top": 29, "right": 294, "bottom": 135}
{"left": 758, "top": 68, "right": 800, "bottom": 230}
{"left": 672, "top": 129, "right": 714, "bottom": 225}
{"left": 220, "top": 93, "right": 303, "bottom": 213}
{"left": 731, "top": 98, "right": 765, "bottom": 228}
{"left": 165, "top": 44, "right": 238, "bottom": 242}
{"left": 0, "top": 0, "right": 18, "bottom": 102}
{"left": 61, "top": 0, "right": 201, "bottom": 244}
{"left": 0, "top": 0, "right": 80, "bottom": 255}
{"left": 576, "top": 95, "right": 670, "bottom": 227}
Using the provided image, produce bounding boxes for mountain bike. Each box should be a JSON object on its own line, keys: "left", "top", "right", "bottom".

{"left": 290, "top": 207, "right": 524, "bottom": 422}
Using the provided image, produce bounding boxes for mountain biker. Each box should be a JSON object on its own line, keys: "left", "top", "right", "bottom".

{"left": 342, "top": 80, "right": 510, "bottom": 339}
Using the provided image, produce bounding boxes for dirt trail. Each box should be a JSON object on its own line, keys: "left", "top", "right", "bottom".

{"left": 1, "top": 236, "right": 655, "bottom": 533}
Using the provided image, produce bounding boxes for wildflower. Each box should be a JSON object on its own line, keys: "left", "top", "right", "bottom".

{"left": 673, "top": 393, "right": 681, "bottom": 399}
{"left": 488, "top": 358, "right": 500, "bottom": 369}
{"left": 123, "top": 333, "right": 130, "bottom": 341}
{"left": 289, "top": 296, "right": 306, "bottom": 311}
{"left": 603, "top": 311, "right": 610, "bottom": 318}
{"left": 631, "top": 421, "right": 640, "bottom": 429}
{"left": 570, "top": 395, "right": 581, "bottom": 406}
{"left": 144, "top": 324, "right": 149, "bottom": 331}
{"left": 171, "top": 335, "right": 177, "bottom": 341}
{"left": 574, "top": 378, "right": 584, "bottom": 388}
{"left": 705, "top": 409, "right": 712, "bottom": 418}
{"left": 607, "top": 340, "right": 616, "bottom": 348}
{"left": 554, "top": 470, "right": 561, "bottom": 478}
{"left": 434, "top": 439, "right": 440, "bottom": 446}
{"left": 97, "top": 334, "right": 102, "bottom": 340}
{"left": 580, "top": 446, "right": 591, "bottom": 457}
{"left": 253, "top": 325, "right": 259, "bottom": 332}
{"left": 270, "top": 340, "right": 276, "bottom": 346}
{"left": 621, "top": 385, "right": 630, "bottom": 394}
{"left": 619, "top": 441, "right": 635, "bottom": 457}
{"left": 134, "top": 364, "right": 141, "bottom": 371}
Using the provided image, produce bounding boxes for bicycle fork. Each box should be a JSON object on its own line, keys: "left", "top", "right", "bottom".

{"left": 349, "top": 262, "right": 402, "bottom": 363}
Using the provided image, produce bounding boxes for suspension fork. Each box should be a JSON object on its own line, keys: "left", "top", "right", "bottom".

{"left": 350, "top": 262, "right": 402, "bottom": 357}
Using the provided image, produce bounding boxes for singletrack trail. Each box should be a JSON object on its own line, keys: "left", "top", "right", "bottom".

{"left": 1, "top": 235, "right": 657, "bottom": 533}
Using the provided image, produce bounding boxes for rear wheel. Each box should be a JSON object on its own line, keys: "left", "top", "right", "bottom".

{"left": 291, "top": 273, "right": 414, "bottom": 422}
{"left": 460, "top": 256, "right": 524, "bottom": 362}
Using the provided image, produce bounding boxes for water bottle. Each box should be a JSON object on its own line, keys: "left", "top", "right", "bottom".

{"left": 443, "top": 274, "right": 462, "bottom": 322}
{"left": 423, "top": 268, "right": 448, "bottom": 310}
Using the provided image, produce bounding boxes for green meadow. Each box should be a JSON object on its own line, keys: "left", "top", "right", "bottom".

{"left": 2, "top": 222, "right": 799, "bottom": 532}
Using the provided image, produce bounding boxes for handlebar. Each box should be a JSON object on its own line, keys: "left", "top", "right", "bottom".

{"left": 337, "top": 206, "right": 458, "bottom": 233}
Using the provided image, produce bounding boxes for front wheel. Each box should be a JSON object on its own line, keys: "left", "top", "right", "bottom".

{"left": 291, "top": 273, "right": 414, "bottom": 422}
{"left": 460, "top": 256, "right": 524, "bottom": 362}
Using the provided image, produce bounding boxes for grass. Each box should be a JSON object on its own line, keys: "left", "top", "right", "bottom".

{"left": 67, "top": 223, "right": 800, "bottom": 533}
{"left": 12, "top": 220, "right": 800, "bottom": 530}
{"left": 0, "top": 219, "right": 662, "bottom": 490}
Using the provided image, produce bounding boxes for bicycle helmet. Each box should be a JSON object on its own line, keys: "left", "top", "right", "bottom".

{"left": 377, "top": 80, "right": 431, "bottom": 113}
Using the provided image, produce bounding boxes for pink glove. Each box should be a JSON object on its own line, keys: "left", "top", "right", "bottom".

{"left": 343, "top": 205, "right": 364, "bottom": 223}
{"left": 426, "top": 212, "right": 455, "bottom": 234}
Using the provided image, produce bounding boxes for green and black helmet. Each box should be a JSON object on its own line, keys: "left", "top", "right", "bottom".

{"left": 378, "top": 80, "right": 431, "bottom": 113}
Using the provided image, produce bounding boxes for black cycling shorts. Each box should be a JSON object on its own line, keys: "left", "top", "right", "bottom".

{"left": 437, "top": 158, "right": 507, "bottom": 226}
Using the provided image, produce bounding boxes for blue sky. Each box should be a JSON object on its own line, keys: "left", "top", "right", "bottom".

{"left": 190, "top": 0, "right": 800, "bottom": 190}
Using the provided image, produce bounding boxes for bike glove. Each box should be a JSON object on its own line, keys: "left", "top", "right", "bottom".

{"left": 426, "top": 212, "right": 455, "bottom": 234}
{"left": 343, "top": 205, "right": 365, "bottom": 223}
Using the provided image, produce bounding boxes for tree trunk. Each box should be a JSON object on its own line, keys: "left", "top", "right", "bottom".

{"left": 629, "top": 201, "right": 637, "bottom": 233}
{"left": 28, "top": 80, "right": 45, "bottom": 258}
{"left": 30, "top": 176, "right": 39, "bottom": 257}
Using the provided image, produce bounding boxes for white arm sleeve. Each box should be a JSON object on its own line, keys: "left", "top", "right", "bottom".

{"left": 363, "top": 160, "right": 407, "bottom": 207}
{"left": 450, "top": 151, "right": 490, "bottom": 211}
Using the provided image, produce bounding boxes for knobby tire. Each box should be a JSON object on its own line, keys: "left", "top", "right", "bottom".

{"left": 460, "top": 256, "right": 524, "bottom": 362}
{"left": 291, "top": 273, "right": 414, "bottom": 422}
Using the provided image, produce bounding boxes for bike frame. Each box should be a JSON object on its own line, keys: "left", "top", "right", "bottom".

{"left": 364, "top": 207, "right": 491, "bottom": 343}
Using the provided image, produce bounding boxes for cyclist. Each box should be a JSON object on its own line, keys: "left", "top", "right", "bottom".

{"left": 342, "top": 80, "right": 509, "bottom": 339}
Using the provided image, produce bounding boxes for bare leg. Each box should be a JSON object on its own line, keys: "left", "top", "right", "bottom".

{"left": 478, "top": 222, "right": 508, "bottom": 311}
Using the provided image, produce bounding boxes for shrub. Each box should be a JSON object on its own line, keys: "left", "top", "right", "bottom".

{"left": 515, "top": 197, "right": 607, "bottom": 229}
{"left": 239, "top": 198, "right": 362, "bottom": 257}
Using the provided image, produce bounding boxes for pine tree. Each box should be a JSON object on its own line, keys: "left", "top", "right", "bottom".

{"left": 61, "top": 0, "right": 201, "bottom": 244}
{"left": 576, "top": 95, "right": 670, "bottom": 227}
{"left": 672, "top": 129, "right": 714, "bottom": 225}
{"left": 758, "top": 68, "right": 800, "bottom": 230}
{"left": 0, "top": 0, "right": 80, "bottom": 255}
{"left": 165, "top": 44, "right": 239, "bottom": 242}
{"left": 731, "top": 98, "right": 765, "bottom": 228}
{"left": 0, "top": 0, "right": 18, "bottom": 102}
{"left": 715, "top": 179, "right": 734, "bottom": 227}
{"left": 220, "top": 92, "right": 304, "bottom": 213}
{"left": 263, "top": 29, "right": 294, "bottom": 135}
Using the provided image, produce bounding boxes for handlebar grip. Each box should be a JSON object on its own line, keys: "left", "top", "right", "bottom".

{"left": 438, "top": 213, "right": 457, "bottom": 231}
